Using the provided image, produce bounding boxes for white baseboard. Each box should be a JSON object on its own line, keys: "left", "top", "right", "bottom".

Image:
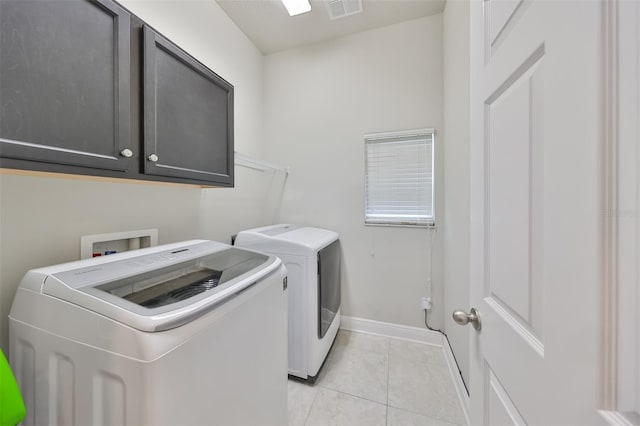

{"left": 442, "top": 336, "right": 471, "bottom": 425}
{"left": 340, "top": 315, "right": 442, "bottom": 346}
{"left": 340, "top": 315, "right": 470, "bottom": 425}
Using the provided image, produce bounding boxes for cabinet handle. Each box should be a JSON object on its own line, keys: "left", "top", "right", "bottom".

{"left": 147, "top": 154, "right": 159, "bottom": 162}
{"left": 120, "top": 149, "right": 133, "bottom": 158}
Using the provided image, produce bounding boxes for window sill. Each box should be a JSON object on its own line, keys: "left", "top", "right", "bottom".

{"left": 364, "top": 222, "right": 436, "bottom": 229}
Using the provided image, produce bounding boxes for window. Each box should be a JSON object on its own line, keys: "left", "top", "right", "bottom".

{"left": 364, "top": 129, "right": 435, "bottom": 227}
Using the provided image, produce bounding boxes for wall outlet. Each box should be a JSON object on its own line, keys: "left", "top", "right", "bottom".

{"left": 420, "top": 297, "right": 432, "bottom": 311}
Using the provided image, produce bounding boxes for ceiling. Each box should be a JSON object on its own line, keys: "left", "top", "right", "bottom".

{"left": 215, "top": 0, "right": 445, "bottom": 54}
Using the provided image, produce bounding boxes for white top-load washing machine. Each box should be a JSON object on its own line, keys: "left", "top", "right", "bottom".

{"left": 9, "top": 240, "right": 288, "bottom": 426}
{"left": 234, "top": 224, "right": 340, "bottom": 381}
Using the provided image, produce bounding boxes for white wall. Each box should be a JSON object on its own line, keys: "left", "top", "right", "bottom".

{"left": 443, "top": 0, "right": 471, "bottom": 386}
{"left": 263, "top": 15, "right": 444, "bottom": 329}
{"left": 0, "top": 0, "right": 267, "bottom": 352}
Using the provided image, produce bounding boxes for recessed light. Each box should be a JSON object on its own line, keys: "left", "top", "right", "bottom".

{"left": 281, "top": 0, "right": 311, "bottom": 16}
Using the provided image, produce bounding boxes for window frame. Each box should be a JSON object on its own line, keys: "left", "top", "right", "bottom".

{"left": 364, "top": 128, "right": 436, "bottom": 228}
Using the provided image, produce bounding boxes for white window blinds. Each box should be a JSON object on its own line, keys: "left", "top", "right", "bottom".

{"left": 365, "top": 130, "right": 434, "bottom": 226}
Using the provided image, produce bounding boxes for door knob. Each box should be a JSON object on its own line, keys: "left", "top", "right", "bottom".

{"left": 120, "top": 149, "right": 133, "bottom": 158}
{"left": 452, "top": 308, "right": 481, "bottom": 331}
{"left": 147, "top": 154, "right": 159, "bottom": 162}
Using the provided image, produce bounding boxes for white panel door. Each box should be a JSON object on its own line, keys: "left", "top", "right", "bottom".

{"left": 468, "top": 0, "right": 604, "bottom": 424}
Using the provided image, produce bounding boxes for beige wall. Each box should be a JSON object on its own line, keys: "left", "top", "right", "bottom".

{"left": 0, "top": 0, "right": 267, "bottom": 352}
{"left": 443, "top": 0, "right": 471, "bottom": 386}
{"left": 263, "top": 15, "right": 445, "bottom": 329}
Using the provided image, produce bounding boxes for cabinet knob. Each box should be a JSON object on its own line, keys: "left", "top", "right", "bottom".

{"left": 120, "top": 149, "right": 133, "bottom": 158}
{"left": 147, "top": 154, "right": 159, "bottom": 162}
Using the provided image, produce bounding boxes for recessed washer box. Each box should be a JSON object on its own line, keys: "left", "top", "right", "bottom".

{"left": 80, "top": 229, "right": 158, "bottom": 259}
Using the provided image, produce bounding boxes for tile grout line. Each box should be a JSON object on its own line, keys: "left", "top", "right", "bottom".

{"left": 383, "top": 335, "right": 465, "bottom": 426}
{"left": 307, "top": 330, "right": 461, "bottom": 425}
{"left": 292, "top": 331, "right": 457, "bottom": 426}
{"left": 385, "top": 402, "right": 460, "bottom": 426}
{"left": 302, "top": 384, "right": 321, "bottom": 426}
{"left": 318, "top": 383, "right": 387, "bottom": 407}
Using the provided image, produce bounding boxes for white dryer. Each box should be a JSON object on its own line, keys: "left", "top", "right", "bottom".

{"left": 234, "top": 224, "right": 340, "bottom": 381}
{"left": 9, "top": 240, "right": 288, "bottom": 425}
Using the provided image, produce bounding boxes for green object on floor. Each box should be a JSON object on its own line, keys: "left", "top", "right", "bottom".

{"left": 0, "top": 349, "right": 26, "bottom": 426}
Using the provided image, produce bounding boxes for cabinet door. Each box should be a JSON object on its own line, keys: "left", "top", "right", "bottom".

{"left": 143, "top": 26, "right": 234, "bottom": 186}
{"left": 0, "top": 0, "right": 131, "bottom": 171}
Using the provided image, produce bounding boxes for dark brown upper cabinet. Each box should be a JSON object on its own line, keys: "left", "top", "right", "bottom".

{"left": 143, "top": 26, "right": 234, "bottom": 185}
{"left": 0, "top": 0, "right": 132, "bottom": 171}
{"left": 0, "top": 0, "right": 234, "bottom": 187}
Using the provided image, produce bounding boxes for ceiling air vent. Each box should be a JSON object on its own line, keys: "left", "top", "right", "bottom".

{"left": 325, "top": 0, "right": 363, "bottom": 20}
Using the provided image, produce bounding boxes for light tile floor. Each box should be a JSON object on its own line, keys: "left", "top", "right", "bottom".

{"left": 288, "top": 330, "right": 466, "bottom": 426}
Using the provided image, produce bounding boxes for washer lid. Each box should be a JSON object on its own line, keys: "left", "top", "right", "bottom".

{"left": 258, "top": 224, "right": 301, "bottom": 236}
{"left": 236, "top": 224, "right": 339, "bottom": 255}
{"left": 41, "top": 241, "right": 280, "bottom": 332}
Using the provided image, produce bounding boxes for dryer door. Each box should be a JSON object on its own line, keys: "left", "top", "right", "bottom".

{"left": 317, "top": 240, "right": 340, "bottom": 338}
